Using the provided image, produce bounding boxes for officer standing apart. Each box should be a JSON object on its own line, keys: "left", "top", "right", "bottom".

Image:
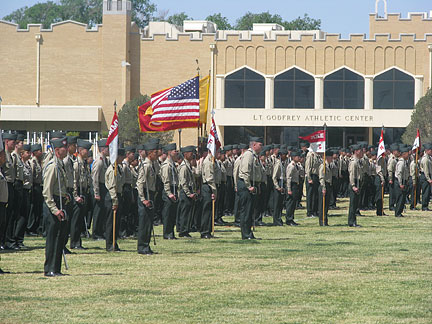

{"left": 42, "top": 137, "right": 69, "bottom": 277}
{"left": 136, "top": 142, "right": 158, "bottom": 255}
{"left": 238, "top": 137, "right": 263, "bottom": 240}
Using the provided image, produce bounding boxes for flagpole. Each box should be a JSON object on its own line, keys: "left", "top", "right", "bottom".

{"left": 113, "top": 100, "right": 117, "bottom": 252}
{"left": 322, "top": 123, "right": 327, "bottom": 226}
{"left": 381, "top": 125, "right": 384, "bottom": 216}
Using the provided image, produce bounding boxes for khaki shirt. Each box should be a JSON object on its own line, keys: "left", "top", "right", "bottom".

{"left": 73, "top": 155, "right": 90, "bottom": 199}
{"left": 330, "top": 159, "right": 338, "bottom": 177}
{"left": 3, "top": 149, "right": 16, "bottom": 183}
{"left": 298, "top": 162, "right": 305, "bottom": 178}
{"left": 233, "top": 155, "right": 242, "bottom": 190}
{"left": 63, "top": 153, "right": 76, "bottom": 189}
{"left": 286, "top": 160, "right": 300, "bottom": 192}
{"left": 239, "top": 148, "right": 260, "bottom": 188}
{"left": 105, "top": 163, "right": 125, "bottom": 205}
{"left": 420, "top": 154, "right": 432, "bottom": 181}
{"left": 214, "top": 160, "right": 222, "bottom": 185}
{"left": 410, "top": 159, "right": 418, "bottom": 184}
{"left": 178, "top": 159, "right": 195, "bottom": 196}
{"left": 42, "top": 156, "right": 67, "bottom": 215}
{"left": 160, "top": 157, "right": 178, "bottom": 196}
{"left": 137, "top": 157, "right": 156, "bottom": 201}
{"left": 387, "top": 156, "right": 397, "bottom": 179}
{"left": 395, "top": 158, "right": 409, "bottom": 185}
{"left": 202, "top": 154, "right": 217, "bottom": 194}
{"left": 305, "top": 151, "right": 319, "bottom": 180}
{"left": 223, "top": 157, "right": 234, "bottom": 177}
{"left": 91, "top": 154, "right": 108, "bottom": 196}
{"left": 131, "top": 166, "right": 138, "bottom": 188}
{"left": 31, "top": 157, "right": 43, "bottom": 184}
{"left": 42, "top": 150, "right": 54, "bottom": 169}
{"left": 122, "top": 160, "right": 133, "bottom": 185}
{"left": 369, "top": 159, "right": 377, "bottom": 176}
{"left": 12, "top": 151, "right": 24, "bottom": 182}
{"left": 349, "top": 156, "right": 361, "bottom": 189}
{"left": 319, "top": 161, "right": 332, "bottom": 187}
{"left": 22, "top": 159, "right": 33, "bottom": 189}
{"left": 339, "top": 155, "right": 348, "bottom": 171}
{"left": 272, "top": 158, "right": 285, "bottom": 190}
{"left": 376, "top": 155, "right": 386, "bottom": 183}
{"left": 0, "top": 169, "right": 8, "bottom": 203}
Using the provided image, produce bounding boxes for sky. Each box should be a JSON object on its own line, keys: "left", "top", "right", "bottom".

{"left": 0, "top": 0, "right": 431, "bottom": 36}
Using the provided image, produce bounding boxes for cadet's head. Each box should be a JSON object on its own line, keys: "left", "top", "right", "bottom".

{"left": 131, "top": 153, "right": 139, "bottom": 167}
{"left": 401, "top": 147, "right": 409, "bottom": 160}
{"left": 325, "top": 150, "right": 333, "bottom": 163}
{"left": 425, "top": 144, "right": 432, "bottom": 155}
{"left": 15, "top": 134, "right": 25, "bottom": 151}
{"left": 3, "top": 133, "right": 17, "bottom": 151}
{"left": 163, "top": 143, "right": 178, "bottom": 161}
{"left": 77, "top": 140, "right": 92, "bottom": 159}
{"left": 352, "top": 145, "right": 362, "bottom": 158}
{"left": 117, "top": 148, "right": 125, "bottom": 164}
{"left": 66, "top": 136, "right": 78, "bottom": 155}
{"left": 31, "top": 144, "right": 43, "bottom": 159}
{"left": 97, "top": 139, "right": 109, "bottom": 156}
{"left": 249, "top": 137, "right": 263, "bottom": 154}
{"left": 291, "top": 150, "right": 301, "bottom": 163}
{"left": 144, "top": 142, "right": 159, "bottom": 161}
{"left": 21, "top": 144, "right": 32, "bottom": 161}
{"left": 52, "top": 138, "right": 68, "bottom": 159}
{"left": 125, "top": 146, "right": 136, "bottom": 162}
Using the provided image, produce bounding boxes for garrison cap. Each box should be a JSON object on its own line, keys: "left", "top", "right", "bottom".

{"left": 67, "top": 136, "right": 78, "bottom": 145}
{"left": 290, "top": 150, "right": 301, "bottom": 157}
{"left": 3, "top": 133, "right": 17, "bottom": 140}
{"left": 117, "top": 148, "right": 126, "bottom": 156}
{"left": 51, "top": 137, "right": 67, "bottom": 149}
{"left": 287, "top": 146, "right": 293, "bottom": 151}
{"left": 51, "top": 131, "right": 66, "bottom": 139}
{"left": 390, "top": 144, "right": 400, "bottom": 151}
{"left": 16, "top": 134, "right": 26, "bottom": 142}
{"left": 325, "top": 149, "right": 333, "bottom": 156}
{"left": 144, "top": 142, "right": 158, "bottom": 151}
{"left": 97, "top": 139, "right": 108, "bottom": 147}
{"left": 262, "top": 145, "right": 271, "bottom": 152}
{"left": 351, "top": 144, "right": 361, "bottom": 151}
{"left": 31, "top": 144, "right": 42, "bottom": 152}
{"left": 136, "top": 144, "right": 145, "bottom": 151}
{"left": 163, "top": 143, "right": 177, "bottom": 152}
{"left": 223, "top": 145, "right": 232, "bottom": 151}
{"left": 400, "top": 146, "right": 410, "bottom": 153}
{"left": 370, "top": 150, "right": 377, "bottom": 156}
{"left": 300, "top": 142, "right": 309, "bottom": 148}
{"left": 273, "top": 144, "right": 281, "bottom": 149}
{"left": 22, "top": 144, "right": 31, "bottom": 151}
{"left": 125, "top": 145, "right": 136, "bottom": 153}
{"left": 279, "top": 148, "right": 288, "bottom": 155}
{"left": 231, "top": 144, "right": 238, "bottom": 149}
{"left": 281, "top": 144, "right": 287, "bottom": 150}
{"left": 259, "top": 150, "right": 267, "bottom": 156}
{"left": 250, "top": 136, "right": 264, "bottom": 144}
{"left": 220, "top": 149, "right": 226, "bottom": 154}
{"left": 181, "top": 145, "right": 197, "bottom": 153}
{"left": 424, "top": 143, "right": 432, "bottom": 150}
{"left": 77, "top": 139, "right": 92, "bottom": 150}
{"left": 239, "top": 143, "right": 248, "bottom": 150}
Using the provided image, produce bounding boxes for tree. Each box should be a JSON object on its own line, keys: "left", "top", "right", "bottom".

{"left": 118, "top": 95, "right": 173, "bottom": 146}
{"left": 3, "top": 1, "right": 64, "bottom": 29}
{"left": 282, "top": 14, "right": 321, "bottom": 30}
{"left": 130, "top": 0, "right": 157, "bottom": 28}
{"left": 167, "top": 12, "right": 192, "bottom": 27}
{"left": 205, "top": 13, "right": 232, "bottom": 30}
{"left": 402, "top": 88, "right": 432, "bottom": 145}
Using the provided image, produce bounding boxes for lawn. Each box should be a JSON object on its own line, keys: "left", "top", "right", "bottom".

{"left": 1, "top": 197, "right": 431, "bottom": 324}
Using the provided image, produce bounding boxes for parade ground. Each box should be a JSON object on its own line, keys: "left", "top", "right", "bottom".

{"left": 1, "top": 198, "right": 431, "bottom": 324}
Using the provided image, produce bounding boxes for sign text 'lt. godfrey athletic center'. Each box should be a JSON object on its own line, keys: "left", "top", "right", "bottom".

{"left": 0, "top": 0, "right": 431, "bottom": 147}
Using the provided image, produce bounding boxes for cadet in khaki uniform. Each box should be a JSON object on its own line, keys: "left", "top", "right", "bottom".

{"left": 285, "top": 151, "right": 301, "bottom": 226}
{"left": 238, "top": 137, "right": 263, "bottom": 240}
{"left": 71, "top": 139, "right": 92, "bottom": 249}
{"left": 223, "top": 145, "right": 234, "bottom": 215}
{"left": 91, "top": 139, "right": 109, "bottom": 240}
{"left": 387, "top": 145, "right": 400, "bottom": 211}
{"left": 419, "top": 144, "right": 432, "bottom": 211}
{"left": 0, "top": 146, "right": 9, "bottom": 273}
{"left": 160, "top": 143, "right": 179, "bottom": 240}
{"left": 43, "top": 137, "right": 69, "bottom": 277}
{"left": 305, "top": 150, "right": 320, "bottom": 217}
{"left": 1, "top": 133, "right": 16, "bottom": 250}
{"left": 177, "top": 145, "right": 197, "bottom": 238}
{"left": 272, "top": 148, "right": 288, "bottom": 226}
{"left": 233, "top": 144, "right": 248, "bottom": 225}
{"left": 201, "top": 150, "right": 217, "bottom": 238}
{"left": 375, "top": 150, "right": 387, "bottom": 216}
{"left": 394, "top": 146, "right": 410, "bottom": 217}
{"left": 42, "top": 131, "right": 65, "bottom": 169}
{"left": 136, "top": 143, "right": 158, "bottom": 255}
{"left": 348, "top": 145, "right": 362, "bottom": 227}
{"left": 409, "top": 152, "right": 420, "bottom": 210}
{"left": 318, "top": 150, "right": 333, "bottom": 226}
{"left": 28, "top": 144, "right": 43, "bottom": 235}
{"left": 105, "top": 148, "right": 125, "bottom": 251}
{"left": 120, "top": 146, "right": 135, "bottom": 238}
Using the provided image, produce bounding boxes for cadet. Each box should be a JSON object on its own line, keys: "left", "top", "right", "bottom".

{"left": 285, "top": 150, "right": 301, "bottom": 226}
{"left": 223, "top": 145, "right": 234, "bottom": 216}
{"left": 272, "top": 148, "right": 288, "bottom": 226}
{"left": 120, "top": 146, "right": 135, "bottom": 238}
{"left": 409, "top": 151, "right": 420, "bottom": 210}
{"left": 375, "top": 150, "right": 387, "bottom": 216}
{"left": 419, "top": 144, "right": 432, "bottom": 211}
{"left": 27, "top": 144, "right": 43, "bottom": 235}
{"left": 42, "top": 131, "right": 65, "bottom": 168}
{"left": 105, "top": 148, "right": 125, "bottom": 251}
{"left": 177, "top": 145, "right": 197, "bottom": 238}
{"left": 71, "top": 139, "right": 92, "bottom": 249}
{"left": 160, "top": 143, "right": 179, "bottom": 240}
{"left": 394, "top": 147, "right": 410, "bottom": 217}
{"left": 233, "top": 144, "right": 248, "bottom": 226}
{"left": 1, "top": 133, "right": 16, "bottom": 250}
{"left": 238, "top": 137, "right": 263, "bottom": 239}
{"left": 318, "top": 150, "right": 333, "bottom": 226}
{"left": 348, "top": 145, "right": 362, "bottom": 227}
{"left": 201, "top": 148, "right": 217, "bottom": 239}
{"left": 136, "top": 142, "right": 158, "bottom": 255}
{"left": 43, "top": 137, "right": 69, "bottom": 277}
{"left": 387, "top": 145, "right": 400, "bottom": 211}
{"left": 0, "top": 146, "right": 8, "bottom": 273}
{"left": 305, "top": 147, "right": 320, "bottom": 217}
{"left": 91, "top": 139, "right": 109, "bottom": 240}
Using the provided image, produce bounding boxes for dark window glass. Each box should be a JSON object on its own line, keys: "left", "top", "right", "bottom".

{"left": 274, "top": 68, "right": 314, "bottom": 108}
{"left": 373, "top": 68, "right": 414, "bottom": 109}
{"left": 225, "top": 68, "right": 265, "bottom": 108}
{"left": 324, "top": 68, "right": 364, "bottom": 109}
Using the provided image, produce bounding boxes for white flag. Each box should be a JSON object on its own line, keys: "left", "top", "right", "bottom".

{"left": 207, "top": 117, "right": 221, "bottom": 156}
{"left": 412, "top": 129, "right": 420, "bottom": 151}
{"left": 377, "top": 129, "right": 385, "bottom": 158}
{"left": 106, "top": 112, "right": 119, "bottom": 164}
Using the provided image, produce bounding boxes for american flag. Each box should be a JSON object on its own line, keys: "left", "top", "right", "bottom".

{"left": 150, "top": 76, "right": 200, "bottom": 123}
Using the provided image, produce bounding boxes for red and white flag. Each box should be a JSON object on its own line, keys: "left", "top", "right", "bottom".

{"left": 207, "top": 117, "right": 221, "bottom": 156}
{"left": 106, "top": 111, "right": 119, "bottom": 164}
{"left": 412, "top": 128, "right": 421, "bottom": 151}
{"left": 299, "top": 130, "right": 326, "bottom": 153}
{"left": 150, "top": 76, "right": 200, "bottom": 123}
{"left": 377, "top": 129, "right": 386, "bottom": 158}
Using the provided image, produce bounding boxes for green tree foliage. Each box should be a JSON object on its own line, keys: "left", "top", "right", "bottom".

{"left": 205, "top": 13, "right": 232, "bottom": 30}
{"left": 402, "top": 88, "right": 432, "bottom": 145}
{"left": 2, "top": 0, "right": 156, "bottom": 29}
{"left": 118, "top": 95, "right": 173, "bottom": 146}
{"left": 167, "top": 12, "right": 192, "bottom": 27}
{"left": 235, "top": 11, "right": 321, "bottom": 30}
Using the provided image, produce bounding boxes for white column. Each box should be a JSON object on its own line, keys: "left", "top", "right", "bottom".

{"left": 35, "top": 34, "right": 42, "bottom": 106}
{"left": 364, "top": 75, "right": 374, "bottom": 110}
{"left": 215, "top": 75, "right": 224, "bottom": 109}
{"left": 414, "top": 76, "right": 424, "bottom": 105}
{"left": 314, "top": 75, "right": 324, "bottom": 109}
{"left": 265, "top": 76, "right": 274, "bottom": 109}
{"left": 428, "top": 45, "right": 432, "bottom": 89}
{"left": 209, "top": 44, "right": 216, "bottom": 112}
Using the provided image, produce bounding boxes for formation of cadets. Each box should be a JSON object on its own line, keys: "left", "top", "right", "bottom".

{"left": 0, "top": 132, "right": 431, "bottom": 276}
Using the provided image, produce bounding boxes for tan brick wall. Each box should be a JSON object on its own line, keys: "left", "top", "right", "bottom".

{"left": 370, "top": 13, "right": 432, "bottom": 39}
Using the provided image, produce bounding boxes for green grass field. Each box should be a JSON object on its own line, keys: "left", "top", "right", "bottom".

{"left": 1, "top": 197, "right": 431, "bottom": 324}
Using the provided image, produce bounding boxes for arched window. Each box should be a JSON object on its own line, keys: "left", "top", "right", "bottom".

{"left": 224, "top": 67, "right": 265, "bottom": 108}
{"left": 373, "top": 68, "right": 414, "bottom": 109}
{"left": 274, "top": 68, "right": 314, "bottom": 108}
{"left": 324, "top": 68, "right": 364, "bottom": 109}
